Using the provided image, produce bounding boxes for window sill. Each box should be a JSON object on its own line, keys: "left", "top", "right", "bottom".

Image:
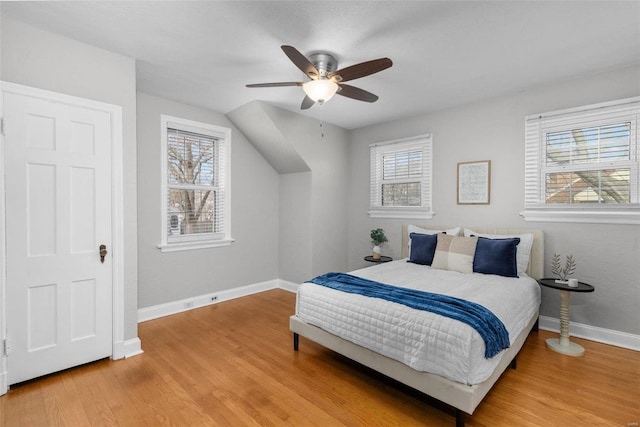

{"left": 368, "top": 209, "right": 434, "bottom": 219}
{"left": 520, "top": 208, "right": 640, "bottom": 225}
{"left": 158, "top": 238, "right": 235, "bottom": 253}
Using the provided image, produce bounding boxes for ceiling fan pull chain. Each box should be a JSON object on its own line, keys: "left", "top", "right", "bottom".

{"left": 320, "top": 104, "right": 325, "bottom": 138}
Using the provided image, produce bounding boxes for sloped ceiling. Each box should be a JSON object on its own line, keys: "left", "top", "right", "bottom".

{"left": 228, "top": 101, "right": 310, "bottom": 174}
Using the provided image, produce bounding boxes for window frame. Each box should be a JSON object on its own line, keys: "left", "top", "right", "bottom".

{"left": 522, "top": 97, "right": 640, "bottom": 225}
{"left": 368, "top": 134, "right": 434, "bottom": 219}
{"left": 158, "top": 115, "right": 233, "bottom": 252}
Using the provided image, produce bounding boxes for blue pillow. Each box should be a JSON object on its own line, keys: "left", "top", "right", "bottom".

{"left": 408, "top": 232, "right": 439, "bottom": 265}
{"left": 473, "top": 237, "right": 520, "bottom": 278}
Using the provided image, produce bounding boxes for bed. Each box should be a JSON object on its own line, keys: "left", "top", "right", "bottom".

{"left": 289, "top": 226, "right": 544, "bottom": 426}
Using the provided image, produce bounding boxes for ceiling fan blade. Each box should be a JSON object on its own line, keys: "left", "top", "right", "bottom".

{"left": 330, "top": 58, "right": 392, "bottom": 83}
{"left": 246, "top": 82, "right": 303, "bottom": 88}
{"left": 281, "top": 45, "right": 320, "bottom": 79}
{"left": 336, "top": 84, "right": 379, "bottom": 103}
{"left": 301, "top": 95, "right": 315, "bottom": 110}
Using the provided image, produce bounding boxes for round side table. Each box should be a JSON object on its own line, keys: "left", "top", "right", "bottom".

{"left": 538, "top": 278, "right": 594, "bottom": 356}
{"left": 364, "top": 255, "right": 392, "bottom": 263}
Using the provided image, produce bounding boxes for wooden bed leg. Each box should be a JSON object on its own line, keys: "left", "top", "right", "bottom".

{"left": 533, "top": 318, "right": 539, "bottom": 332}
{"left": 455, "top": 409, "right": 465, "bottom": 427}
{"left": 510, "top": 356, "right": 517, "bottom": 370}
{"left": 293, "top": 332, "right": 299, "bottom": 351}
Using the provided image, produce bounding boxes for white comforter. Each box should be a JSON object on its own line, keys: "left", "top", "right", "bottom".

{"left": 295, "top": 259, "right": 540, "bottom": 385}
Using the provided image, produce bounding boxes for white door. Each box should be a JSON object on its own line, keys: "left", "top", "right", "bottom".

{"left": 4, "top": 90, "right": 113, "bottom": 385}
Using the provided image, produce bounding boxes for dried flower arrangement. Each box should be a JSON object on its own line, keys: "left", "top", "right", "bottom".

{"left": 551, "top": 253, "right": 576, "bottom": 282}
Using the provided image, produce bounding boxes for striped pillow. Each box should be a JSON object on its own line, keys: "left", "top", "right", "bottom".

{"left": 431, "top": 234, "right": 478, "bottom": 273}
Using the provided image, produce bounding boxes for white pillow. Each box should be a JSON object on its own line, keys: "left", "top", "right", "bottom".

{"left": 463, "top": 228, "right": 534, "bottom": 275}
{"left": 407, "top": 225, "right": 461, "bottom": 248}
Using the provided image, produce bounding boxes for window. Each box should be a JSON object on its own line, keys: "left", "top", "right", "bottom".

{"left": 522, "top": 97, "right": 640, "bottom": 224}
{"left": 159, "top": 115, "right": 232, "bottom": 252}
{"left": 369, "top": 134, "right": 433, "bottom": 218}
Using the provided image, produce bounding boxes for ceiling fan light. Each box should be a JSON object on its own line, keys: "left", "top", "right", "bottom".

{"left": 302, "top": 79, "right": 339, "bottom": 103}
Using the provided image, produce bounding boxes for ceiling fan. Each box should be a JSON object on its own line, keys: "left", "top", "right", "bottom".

{"left": 246, "top": 45, "right": 393, "bottom": 110}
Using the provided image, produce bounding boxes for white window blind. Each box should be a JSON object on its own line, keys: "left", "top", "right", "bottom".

{"left": 369, "top": 134, "right": 433, "bottom": 219}
{"left": 159, "top": 115, "right": 232, "bottom": 251}
{"left": 523, "top": 97, "right": 640, "bottom": 224}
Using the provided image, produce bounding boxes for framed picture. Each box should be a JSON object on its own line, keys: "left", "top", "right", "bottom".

{"left": 457, "top": 160, "right": 491, "bottom": 204}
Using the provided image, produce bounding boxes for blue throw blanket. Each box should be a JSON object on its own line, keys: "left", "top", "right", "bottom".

{"left": 308, "top": 272, "right": 510, "bottom": 358}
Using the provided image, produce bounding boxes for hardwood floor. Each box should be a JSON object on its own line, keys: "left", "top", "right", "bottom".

{"left": 1, "top": 289, "right": 638, "bottom": 426}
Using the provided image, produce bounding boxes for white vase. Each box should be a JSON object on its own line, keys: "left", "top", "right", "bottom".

{"left": 372, "top": 245, "right": 381, "bottom": 259}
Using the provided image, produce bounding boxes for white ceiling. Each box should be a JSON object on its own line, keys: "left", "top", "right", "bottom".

{"left": 3, "top": 1, "right": 639, "bottom": 130}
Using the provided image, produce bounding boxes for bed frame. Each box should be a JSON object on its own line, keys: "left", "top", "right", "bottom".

{"left": 290, "top": 226, "right": 544, "bottom": 426}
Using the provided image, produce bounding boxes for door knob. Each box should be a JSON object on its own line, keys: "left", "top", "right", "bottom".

{"left": 99, "top": 244, "right": 107, "bottom": 263}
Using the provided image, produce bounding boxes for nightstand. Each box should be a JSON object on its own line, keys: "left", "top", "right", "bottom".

{"left": 538, "top": 278, "right": 595, "bottom": 356}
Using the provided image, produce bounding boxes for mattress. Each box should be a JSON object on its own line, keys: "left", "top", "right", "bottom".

{"left": 295, "top": 259, "right": 540, "bottom": 385}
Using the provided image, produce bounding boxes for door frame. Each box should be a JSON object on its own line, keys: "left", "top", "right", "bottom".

{"left": 0, "top": 81, "right": 125, "bottom": 394}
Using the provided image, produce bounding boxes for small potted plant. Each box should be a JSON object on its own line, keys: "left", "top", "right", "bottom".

{"left": 370, "top": 228, "right": 388, "bottom": 260}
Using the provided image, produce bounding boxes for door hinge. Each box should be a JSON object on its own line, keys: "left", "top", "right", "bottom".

{"left": 3, "top": 338, "right": 10, "bottom": 356}
{"left": 0, "top": 117, "right": 4, "bottom": 136}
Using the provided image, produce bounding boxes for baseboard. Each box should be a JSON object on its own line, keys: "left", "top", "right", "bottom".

{"left": 112, "top": 337, "right": 144, "bottom": 359}
{"left": 0, "top": 370, "right": 7, "bottom": 396}
{"left": 138, "top": 279, "right": 281, "bottom": 323}
{"left": 278, "top": 279, "right": 300, "bottom": 293}
{"left": 539, "top": 315, "right": 640, "bottom": 351}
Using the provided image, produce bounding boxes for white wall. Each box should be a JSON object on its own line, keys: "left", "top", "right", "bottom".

{"left": 286, "top": 115, "right": 350, "bottom": 279}
{"left": 348, "top": 65, "right": 640, "bottom": 336}
{"left": 1, "top": 18, "right": 139, "bottom": 341}
{"left": 260, "top": 105, "right": 351, "bottom": 282}
{"left": 136, "top": 92, "right": 280, "bottom": 307}
{"left": 230, "top": 101, "right": 351, "bottom": 284}
{"left": 279, "top": 172, "right": 313, "bottom": 283}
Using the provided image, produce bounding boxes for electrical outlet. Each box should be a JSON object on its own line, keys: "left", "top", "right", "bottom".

{"left": 210, "top": 296, "right": 218, "bottom": 302}
{"left": 184, "top": 301, "right": 194, "bottom": 309}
